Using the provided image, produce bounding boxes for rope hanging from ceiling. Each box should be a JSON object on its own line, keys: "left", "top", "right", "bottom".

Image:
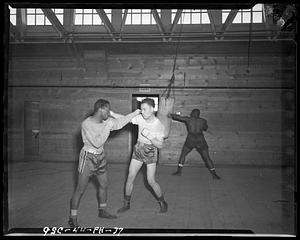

{"left": 246, "top": 8, "right": 253, "bottom": 73}
{"left": 157, "top": 11, "right": 185, "bottom": 139}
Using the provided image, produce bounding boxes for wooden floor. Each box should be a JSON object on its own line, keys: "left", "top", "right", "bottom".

{"left": 6, "top": 160, "right": 295, "bottom": 235}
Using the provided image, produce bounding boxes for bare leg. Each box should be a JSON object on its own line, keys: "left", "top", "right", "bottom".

{"left": 147, "top": 163, "right": 168, "bottom": 213}
{"left": 125, "top": 159, "right": 143, "bottom": 196}
{"left": 146, "top": 163, "right": 162, "bottom": 197}
{"left": 173, "top": 145, "right": 192, "bottom": 175}
{"left": 196, "top": 148, "right": 221, "bottom": 179}
{"left": 69, "top": 171, "right": 90, "bottom": 226}
{"left": 95, "top": 171, "right": 117, "bottom": 219}
{"left": 95, "top": 171, "right": 108, "bottom": 207}
{"left": 71, "top": 172, "right": 90, "bottom": 210}
{"left": 117, "top": 159, "right": 143, "bottom": 213}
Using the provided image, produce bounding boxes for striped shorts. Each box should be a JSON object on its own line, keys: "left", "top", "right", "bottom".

{"left": 78, "top": 148, "right": 107, "bottom": 176}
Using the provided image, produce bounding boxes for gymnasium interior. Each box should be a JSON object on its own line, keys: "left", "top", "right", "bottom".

{"left": 3, "top": 2, "right": 297, "bottom": 236}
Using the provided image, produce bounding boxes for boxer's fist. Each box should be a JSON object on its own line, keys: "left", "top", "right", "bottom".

{"left": 141, "top": 128, "right": 155, "bottom": 140}
{"left": 134, "top": 109, "right": 141, "bottom": 116}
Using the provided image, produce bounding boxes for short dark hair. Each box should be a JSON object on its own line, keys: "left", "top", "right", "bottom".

{"left": 94, "top": 99, "right": 110, "bottom": 113}
{"left": 191, "top": 109, "right": 200, "bottom": 117}
{"left": 141, "top": 98, "right": 155, "bottom": 108}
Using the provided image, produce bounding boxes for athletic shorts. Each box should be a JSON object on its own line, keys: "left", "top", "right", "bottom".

{"left": 78, "top": 148, "right": 107, "bottom": 176}
{"left": 184, "top": 133, "right": 208, "bottom": 151}
{"left": 132, "top": 141, "right": 158, "bottom": 165}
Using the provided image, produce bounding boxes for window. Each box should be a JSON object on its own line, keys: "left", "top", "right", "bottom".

{"left": 74, "top": 9, "right": 111, "bottom": 25}
{"left": 52, "top": 9, "right": 64, "bottom": 24}
{"left": 172, "top": 9, "right": 210, "bottom": 24}
{"left": 222, "top": 4, "right": 263, "bottom": 23}
{"left": 9, "top": 5, "right": 16, "bottom": 25}
{"left": 26, "top": 8, "right": 64, "bottom": 25}
{"left": 27, "top": 8, "right": 48, "bottom": 25}
{"left": 122, "top": 9, "right": 161, "bottom": 25}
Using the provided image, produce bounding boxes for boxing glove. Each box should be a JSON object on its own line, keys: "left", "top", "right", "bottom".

{"left": 141, "top": 128, "right": 155, "bottom": 140}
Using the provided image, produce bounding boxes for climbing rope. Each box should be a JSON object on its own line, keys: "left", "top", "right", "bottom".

{"left": 161, "top": 10, "right": 186, "bottom": 99}
{"left": 247, "top": 8, "right": 253, "bottom": 72}
{"left": 158, "top": 11, "right": 186, "bottom": 139}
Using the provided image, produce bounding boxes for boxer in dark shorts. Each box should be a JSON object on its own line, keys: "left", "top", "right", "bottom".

{"left": 169, "top": 109, "right": 221, "bottom": 179}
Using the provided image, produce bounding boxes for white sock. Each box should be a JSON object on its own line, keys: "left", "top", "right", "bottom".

{"left": 70, "top": 209, "right": 78, "bottom": 217}
{"left": 99, "top": 203, "right": 107, "bottom": 210}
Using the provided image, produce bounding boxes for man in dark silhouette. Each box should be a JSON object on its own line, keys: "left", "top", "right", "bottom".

{"left": 169, "top": 109, "right": 221, "bottom": 179}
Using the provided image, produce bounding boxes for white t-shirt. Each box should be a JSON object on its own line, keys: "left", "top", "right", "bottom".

{"left": 131, "top": 114, "right": 165, "bottom": 144}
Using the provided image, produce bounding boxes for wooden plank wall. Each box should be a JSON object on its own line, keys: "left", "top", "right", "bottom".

{"left": 7, "top": 42, "right": 295, "bottom": 166}
{"left": 8, "top": 88, "right": 133, "bottom": 162}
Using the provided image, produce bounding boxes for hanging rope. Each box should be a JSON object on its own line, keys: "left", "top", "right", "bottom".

{"left": 158, "top": 11, "right": 186, "bottom": 139}
{"left": 246, "top": 8, "right": 253, "bottom": 73}
{"left": 161, "top": 11, "right": 185, "bottom": 99}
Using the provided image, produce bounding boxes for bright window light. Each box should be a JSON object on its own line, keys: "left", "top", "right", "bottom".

{"left": 171, "top": 9, "right": 210, "bottom": 24}
{"left": 26, "top": 8, "right": 64, "bottom": 25}
{"left": 52, "top": 9, "right": 64, "bottom": 24}
{"left": 74, "top": 9, "right": 111, "bottom": 25}
{"left": 222, "top": 4, "right": 263, "bottom": 24}
{"left": 9, "top": 5, "right": 16, "bottom": 25}
{"left": 122, "top": 9, "right": 161, "bottom": 25}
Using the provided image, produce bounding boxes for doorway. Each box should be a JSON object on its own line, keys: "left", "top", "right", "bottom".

{"left": 131, "top": 94, "right": 160, "bottom": 159}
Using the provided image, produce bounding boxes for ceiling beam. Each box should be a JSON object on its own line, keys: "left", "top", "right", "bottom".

{"left": 95, "top": 9, "right": 117, "bottom": 41}
{"left": 170, "top": 9, "right": 183, "bottom": 33}
{"left": 219, "top": 9, "right": 239, "bottom": 38}
{"left": 63, "top": 9, "right": 74, "bottom": 32}
{"left": 41, "top": 8, "right": 68, "bottom": 40}
{"left": 119, "top": 9, "right": 128, "bottom": 40}
{"left": 207, "top": 10, "right": 218, "bottom": 40}
{"left": 151, "top": 9, "right": 167, "bottom": 41}
{"left": 16, "top": 8, "right": 26, "bottom": 41}
{"left": 169, "top": 9, "right": 183, "bottom": 41}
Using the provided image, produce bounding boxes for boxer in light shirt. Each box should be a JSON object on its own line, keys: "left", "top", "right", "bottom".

{"left": 68, "top": 99, "right": 141, "bottom": 227}
{"left": 117, "top": 98, "right": 168, "bottom": 214}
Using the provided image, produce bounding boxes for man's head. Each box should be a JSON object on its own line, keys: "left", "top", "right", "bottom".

{"left": 140, "top": 98, "right": 155, "bottom": 120}
{"left": 93, "top": 99, "right": 110, "bottom": 120}
{"left": 190, "top": 109, "right": 200, "bottom": 118}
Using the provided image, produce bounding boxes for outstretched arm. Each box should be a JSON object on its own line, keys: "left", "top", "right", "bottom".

{"left": 110, "top": 111, "right": 124, "bottom": 119}
{"left": 110, "top": 109, "right": 141, "bottom": 131}
{"left": 168, "top": 113, "right": 189, "bottom": 122}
